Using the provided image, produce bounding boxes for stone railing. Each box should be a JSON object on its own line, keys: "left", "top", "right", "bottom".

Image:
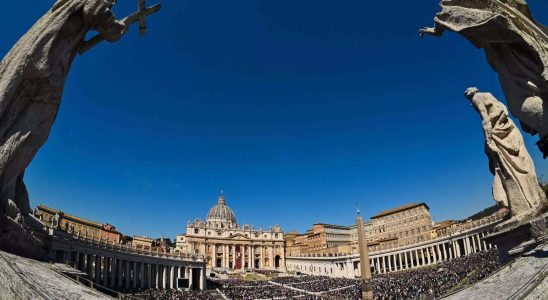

{"left": 48, "top": 228, "right": 205, "bottom": 262}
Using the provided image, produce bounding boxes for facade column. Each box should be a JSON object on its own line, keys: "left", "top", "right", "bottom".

{"left": 232, "top": 245, "right": 236, "bottom": 269}
{"left": 124, "top": 260, "right": 131, "bottom": 290}
{"left": 94, "top": 255, "right": 101, "bottom": 284}
{"left": 221, "top": 245, "right": 224, "bottom": 268}
{"left": 132, "top": 262, "right": 138, "bottom": 289}
{"left": 393, "top": 254, "right": 398, "bottom": 271}
{"left": 260, "top": 245, "right": 264, "bottom": 269}
{"left": 110, "top": 258, "right": 117, "bottom": 289}
{"left": 482, "top": 232, "right": 488, "bottom": 250}
{"left": 436, "top": 245, "right": 442, "bottom": 261}
{"left": 140, "top": 262, "right": 145, "bottom": 289}
{"left": 471, "top": 235, "right": 477, "bottom": 253}
{"left": 442, "top": 244, "right": 447, "bottom": 260}
{"left": 200, "top": 268, "right": 205, "bottom": 290}
{"left": 117, "top": 259, "right": 123, "bottom": 288}
{"left": 476, "top": 234, "right": 482, "bottom": 252}
{"left": 375, "top": 257, "right": 380, "bottom": 274}
{"left": 189, "top": 268, "right": 194, "bottom": 290}
{"left": 102, "top": 257, "right": 109, "bottom": 287}
{"left": 251, "top": 246, "right": 255, "bottom": 269}
{"left": 398, "top": 253, "right": 402, "bottom": 271}
{"left": 420, "top": 248, "right": 425, "bottom": 266}
{"left": 155, "top": 264, "right": 160, "bottom": 289}
{"left": 412, "top": 250, "right": 417, "bottom": 268}
{"left": 404, "top": 251, "right": 408, "bottom": 269}
{"left": 167, "top": 266, "right": 175, "bottom": 289}
{"left": 147, "top": 264, "right": 152, "bottom": 289}
{"left": 87, "top": 254, "right": 94, "bottom": 280}
{"left": 387, "top": 255, "right": 392, "bottom": 272}
{"left": 431, "top": 247, "right": 437, "bottom": 263}
{"left": 382, "top": 256, "right": 387, "bottom": 273}
{"left": 163, "top": 265, "right": 168, "bottom": 289}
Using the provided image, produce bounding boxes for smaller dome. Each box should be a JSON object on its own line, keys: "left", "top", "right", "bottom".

{"left": 206, "top": 194, "right": 237, "bottom": 225}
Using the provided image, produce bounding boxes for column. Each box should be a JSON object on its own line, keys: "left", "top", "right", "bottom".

{"left": 170, "top": 265, "right": 175, "bottom": 289}
{"left": 232, "top": 246, "right": 236, "bottom": 269}
{"left": 140, "top": 262, "right": 145, "bottom": 289}
{"left": 404, "top": 251, "right": 408, "bottom": 269}
{"left": 163, "top": 265, "right": 168, "bottom": 289}
{"left": 375, "top": 257, "right": 380, "bottom": 274}
{"left": 260, "top": 245, "right": 264, "bottom": 269}
{"left": 398, "top": 253, "right": 402, "bottom": 271}
{"left": 393, "top": 254, "right": 397, "bottom": 271}
{"left": 117, "top": 259, "right": 123, "bottom": 288}
{"left": 87, "top": 254, "right": 94, "bottom": 280}
{"left": 442, "top": 244, "right": 447, "bottom": 260}
{"left": 382, "top": 256, "right": 386, "bottom": 273}
{"left": 482, "top": 233, "right": 488, "bottom": 250}
{"left": 132, "top": 262, "right": 138, "bottom": 289}
{"left": 437, "top": 245, "right": 442, "bottom": 261}
{"left": 420, "top": 248, "right": 425, "bottom": 266}
{"left": 241, "top": 245, "right": 245, "bottom": 271}
{"left": 94, "top": 255, "right": 101, "bottom": 284}
{"left": 110, "top": 258, "right": 117, "bottom": 289}
{"left": 188, "top": 268, "right": 194, "bottom": 290}
{"left": 124, "top": 260, "right": 131, "bottom": 289}
{"left": 155, "top": 264, "right": 160, "bottom": 289}
{"left": 270, "top": 246, "right": 274, "bottom": 269}
{"left": 471, "top": 235, "right": 477, "bottom": 253}
{"left": 251, "top": 246, "right": 255, "bottom": 269}
{"left": 387, "top": 255, "right": 392, "bottom": 272}
{"left": 199, "top": 268, "right": 205, "bottom": 290}
{"left": 221, "top": 245, "right": 226, "bottom": 268}
{"left": 476, "top": 234, "right": 482, "bottom": 252}
{"left": 147, "top": 264, "right": 152, "bottom": 289}
{"left": 102, "top": 257, "right": 109, "bottom": 287}
{"left": 412, "top": 250, "right": 417, "bottom": 268}
{"left": 431, "top": 247, "right": 436, "bottom": 263}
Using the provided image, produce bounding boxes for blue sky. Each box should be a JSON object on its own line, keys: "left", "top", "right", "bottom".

{"left": 2, "top": 0, "right": 548, "bottom": 238}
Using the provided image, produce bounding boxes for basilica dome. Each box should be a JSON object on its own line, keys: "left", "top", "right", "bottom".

{"left": 206, "top": 194, "right": 237, "bottom": 226}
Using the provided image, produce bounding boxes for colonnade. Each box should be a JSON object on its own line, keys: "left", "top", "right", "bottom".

{"left": 287, "top": 230, "right": 494, "bottom": 278}
{"left": 46, "top": 235, "right": 206, "bottom": 292}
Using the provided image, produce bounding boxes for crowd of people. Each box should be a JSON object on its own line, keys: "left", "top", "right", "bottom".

{"left": 138, "top": 289, "right": 215, "bottom": 300}
{"left": 131, "top": 249, "right": 500, "bottom": 299}
{"left": 322, "top": 248, "right": 501, "bottom": 300}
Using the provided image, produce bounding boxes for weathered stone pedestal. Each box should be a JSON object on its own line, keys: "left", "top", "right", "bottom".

{"left": 483, "top": 213, "right": 548, "bottom": 263}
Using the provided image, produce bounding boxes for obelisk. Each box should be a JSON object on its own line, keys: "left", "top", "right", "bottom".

{"left": 357, "top": 207, "right": 373, "bottom": 300}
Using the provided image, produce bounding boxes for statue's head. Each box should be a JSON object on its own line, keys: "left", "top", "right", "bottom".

{"left": 464, "top": 87, "right": 479, "bottom": 100}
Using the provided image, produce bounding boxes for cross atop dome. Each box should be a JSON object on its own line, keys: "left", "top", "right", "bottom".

{"left": 218, "top": 191, "right": 225, "bottom": 204}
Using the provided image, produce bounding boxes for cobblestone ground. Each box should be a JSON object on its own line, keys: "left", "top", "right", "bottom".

{"left": 0, "top": 251, "right": 109, "bottom": 300}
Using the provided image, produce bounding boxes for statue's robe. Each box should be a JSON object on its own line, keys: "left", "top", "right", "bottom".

{"left": 0, "top": 0, "right": 123, "bottom": 222}
{"left": 472, "top": 92, "right": 546, "bottom": 219}
{"left": 431, "top": 0, "right": 548, "bottom": 152}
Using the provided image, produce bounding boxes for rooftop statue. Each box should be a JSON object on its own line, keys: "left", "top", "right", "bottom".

{"left": 465, "top": 88, "right": 547, "bottom": 224}
{"left": 421, "top": 0, "right": 548, "bottom": 157}
{"left": 0, "top": 0, "right": 160, "bottom": 257}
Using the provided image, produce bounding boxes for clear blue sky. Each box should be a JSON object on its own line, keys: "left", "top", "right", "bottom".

{"left": 3, "top": 0, "right": 548, "bottom": 239}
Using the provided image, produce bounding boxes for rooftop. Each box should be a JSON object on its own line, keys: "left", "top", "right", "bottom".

{"left": 371, "top": 202, "right": 429, "bottom": 219}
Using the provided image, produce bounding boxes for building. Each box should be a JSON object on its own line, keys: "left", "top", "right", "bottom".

{"left": 370, "top": 202, "right": 432, "bottom": 249}
{"left": 176, "top": 193, "right": 285, "bottom": 271}
{"left": 34, "top": 204, "right": 122, "bottom": 243}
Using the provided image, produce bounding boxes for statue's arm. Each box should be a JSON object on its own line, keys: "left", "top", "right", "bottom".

{"left": 83, "top": 0, "right": 126, "bottom": 43}
{"left": 419, "top": 23, "right": 445, "bottom": 37}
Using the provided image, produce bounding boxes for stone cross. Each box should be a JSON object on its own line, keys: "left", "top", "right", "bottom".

{"left": 79, "top": 0, "right": 161, "bottom": 54}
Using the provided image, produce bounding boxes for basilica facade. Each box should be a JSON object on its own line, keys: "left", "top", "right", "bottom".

{"left": 175, "top": 194, "right": 285, "bottom": 271}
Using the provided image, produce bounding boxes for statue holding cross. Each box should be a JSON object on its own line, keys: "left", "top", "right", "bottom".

{"left": 0, "top": 0, "right": 160, "bottom": 257}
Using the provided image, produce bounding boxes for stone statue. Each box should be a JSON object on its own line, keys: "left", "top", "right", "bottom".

{"left": 421, "top": 0, "right": 548, "bottom": 156}
{"left": 0, "top": 0, "right": 160, "bottom": 257}
{"left": 464, "top": 88, "right": 547, "bottom": 223}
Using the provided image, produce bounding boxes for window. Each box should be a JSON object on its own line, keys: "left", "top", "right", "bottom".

{"left": 194, "top": 229, "right": 199, "bottom": 234}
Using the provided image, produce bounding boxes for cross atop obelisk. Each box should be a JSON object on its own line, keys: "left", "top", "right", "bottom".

{"left": 356, "top": 205, "right": 373, "bottom": 300}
